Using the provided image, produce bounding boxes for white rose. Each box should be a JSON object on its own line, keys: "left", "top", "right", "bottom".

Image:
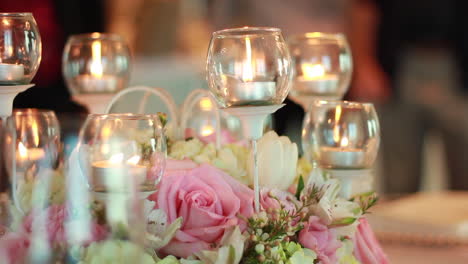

{"left": 248, "top": 131, "right": 298, "bottom": 191}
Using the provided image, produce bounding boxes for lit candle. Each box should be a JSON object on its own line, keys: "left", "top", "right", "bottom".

{"left": 318, "top": 146, "right": 367, "bottom": 169}
{"left": 0, "top": 63, "right": 24, "bottom": 82}
{"left": 16, "top": 142, "right": 45, "bottom": 163}
{"left": 91, "top": 154, "right": 148, "bottom": 192}
{"left": 75, "top": 74, "right": 118, "bottom": 93}
{"left": 75, "top": 40, "right": 117, "bottom": 93}
{"left": 294, "top": 64, "right": 339, "bottom": 97}
{"left": 224, "top": 74, "right": 276, "bottom": 103}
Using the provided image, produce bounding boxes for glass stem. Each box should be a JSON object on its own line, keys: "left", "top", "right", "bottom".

{"left": 252, "top": 139, "right": 260, "bottom": 212}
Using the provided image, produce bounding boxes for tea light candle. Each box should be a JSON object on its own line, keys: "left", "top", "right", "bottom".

{"left": 294, "top": 63, "right": 339, "bottom": 97}
{"left": 75, "top": 74, "right": 118, "bottom": 93}
{"left": 319, "top": 146, "right": 367, "bottom": 169}
{"left": 0, "top": 63, "right": 24, "bottom": 82}
{"left": 91, "top": 157, "right": 147, "bottom": 192}
{"left": 16, "top": 142, "right": 45, "bottom": 163}
{"left": 224, "top": 75, "right": 276, "bottom": 103}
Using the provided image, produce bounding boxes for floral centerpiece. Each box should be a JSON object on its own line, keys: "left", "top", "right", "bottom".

{"left": 0, "top": 128, "right": 388, "bottom": 264}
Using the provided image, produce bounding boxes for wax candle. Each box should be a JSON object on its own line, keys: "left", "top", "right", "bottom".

{"left": 0, "top": 63, "right": 24, "bottom": 82}
{"left": 91, "top": 156, "right": 148, "bottom": 192}
{"left": 223, "top": 74, "right": 276, "bottom": 104}
{"left": 16, "top": 142, "right": 45, "bottom": 163}
{"left": 292, "top": 63, "right": 340, "bottom": 98}
{"left": 75, "top": 74, "right": 118, "bottom": 93}
{"left": 318, "top": 146, "right": 367, "bottom": 169}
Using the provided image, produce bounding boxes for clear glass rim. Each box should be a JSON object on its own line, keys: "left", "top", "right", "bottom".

{"left": 87, "top": 113, "right": 161, "bottom": 121}
{"left": 13, "top": 108, "right": 56, "bottom": 116}
{"left": 0, "top": 12, "right": 33, "bottom": 18}
{"left": 213, "top": 27, "right": 282, "bottom": 38}
{"left": 68, "top": 32, "right": 124, "bottom": 43}
{"left": 313, "top": 100, "right": 374, "bottom": 109}
{"left": 288, "top": 32, "right": 346, "bottom": 43}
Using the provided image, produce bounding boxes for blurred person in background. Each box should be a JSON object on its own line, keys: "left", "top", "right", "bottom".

{"left": 349, "top": 0, "right": 468, "bottom": 193}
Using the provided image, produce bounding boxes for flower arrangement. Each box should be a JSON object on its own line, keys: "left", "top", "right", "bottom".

{"left": 0, "top": 130, "right": 388, "bottom": 264}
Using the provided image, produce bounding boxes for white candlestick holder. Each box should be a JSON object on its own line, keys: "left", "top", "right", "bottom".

{"left": 73, "top": 93, "right": 116, "bottom": 114}
{"left": 324, "top": 168, "right": 373, "bottom": 199}
{"left": 0, "top": 84, "right": 34, "bottom": 117}
{"left": 223, "top": 104, "right": 285, "bottom": 212}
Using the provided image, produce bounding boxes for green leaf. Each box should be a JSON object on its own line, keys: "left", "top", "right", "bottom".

{"left": 295, "top": 175, "right": 305, "bottom": 200}
{"left": 329, "top": 217, "right": 357, "bottom": 228}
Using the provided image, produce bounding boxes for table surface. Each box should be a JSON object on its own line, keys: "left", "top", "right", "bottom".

{"left": 382, "top": 243, "right": 468, "bottom": 264}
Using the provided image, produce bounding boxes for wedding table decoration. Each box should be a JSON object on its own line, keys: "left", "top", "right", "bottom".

{"left": 62, "top": 33, "right": 131, "bottom": 114}
{"left": 0, "top": 25, "right": 389, "bottom": 263}
{"left": 0, "top": 13, "right": 41, "bottom": 118}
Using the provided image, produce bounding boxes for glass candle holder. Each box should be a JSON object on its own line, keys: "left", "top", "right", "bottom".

{"left": 0, "top": 13, "right": 41, "bottom": 85}
{"left": 3, "top": 109, "right": 60, "bottom": 212}
{"left": 207, "top": 27, "right": 292, "bottom": 107}
{"left": 289, "top": 33, "right": 352, "bottom": 105}
{"left": 62, "top": 33, "right": 130, "bottom": 95}
{"left": 302, "top": 101, "right": 380, "bottom": 170}
{"left": 77, "top": 113, "right": 166, "bottom": 198}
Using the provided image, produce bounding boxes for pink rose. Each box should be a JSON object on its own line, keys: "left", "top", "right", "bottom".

{"left": 353, "top": 218, "right": 389, "bottom": 264}
{"left": 299, "top": 216, "right": 341, "bottom": 264}
{"left": 0, "top": 232, "right": 29, "bottom": 264}
{"left": 22, "top": 205, "right": 107, "bottom": 245}
{"left": 151, "top": 163, "right": 254, "bottom": 258}
{"left": 185, "top": 128, "right": 237, "bottom": 145}
{"left": 260, "top": 188, "right": 297, "bottom": 214}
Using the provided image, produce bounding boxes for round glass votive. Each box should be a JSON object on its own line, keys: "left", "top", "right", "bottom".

{"left": 289, "top": 33, "right": 352, "bottom": 103}
{"left": 77, "top": 113, "right": 166, "bottom": 197}
{"left": 207, "top": 27, "right": 292, "bottom": 107}
{"left": 0, "top": 13, "right": 41, "bottom": 85}
{"left": 3, "top": 109, "right": 60, "bottom": 212}
{"left": 62, "top": 33, "right": 130, "bottom": 95}
{"left": 302, "top": 101, "right": 380, "bottom": 170}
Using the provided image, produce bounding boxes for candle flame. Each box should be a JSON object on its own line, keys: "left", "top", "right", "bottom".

{"left": 109, "top": 153, "right": 124, "bottom": 164}
{"left": 201, "top": 125, "right": 214, "bottom": 136}
{"left": 127, "top": 155, "right": 141, "bottom": 165}
{"left": 31, "top": 119, "right": 39, "bottom": 147}
{"left": 18, "top": 142, "right": 28, "bottom": 159}
{"left": 302, "top": 64, "right": 325, "bottom": 79}
{"left": 333, "top": 105, "right": 342, "bottom": 143}
{"left": 90, "top": 41, "right": 103, "bottom": 77}
{"left": 242, "top": 37, "right": 254, "bottom": 81}
{"left": 199, "top": 97, "right": 213, "bottom": 111}
{"left": 340, "top": 136, "right": 349, "bottom": 147}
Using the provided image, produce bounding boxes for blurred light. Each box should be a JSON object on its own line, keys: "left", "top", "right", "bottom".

{"left": 90, "top": 41, "right": 103, "bottom": 77}
{"left": 199, "top": 97, "right": 213, "bottom": 111}
{"left": 302, "top": 64, "right": 325, "bottom": 79}
{"left": 242, "top": 37, "right": 253, "bottom": 81}
{"left": 127, "top": 155, "right": 141, "bottom": 165}
{"left": 340, "top": 136, "right": 349, "bottom": 147}
{"left": 32, "top": 119, "right": 39, "bottom": 146}
{"left": 333, "top": 105, "right": 342, "bottom": 143}
{"left": 18, "top": 142, "right": 28, "bottom": 159}
{"left": 201, "top": 125, "right": 214, "bottom": 136}
{"left": 109, "top": 153, "right": 124, "bottom": 164}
